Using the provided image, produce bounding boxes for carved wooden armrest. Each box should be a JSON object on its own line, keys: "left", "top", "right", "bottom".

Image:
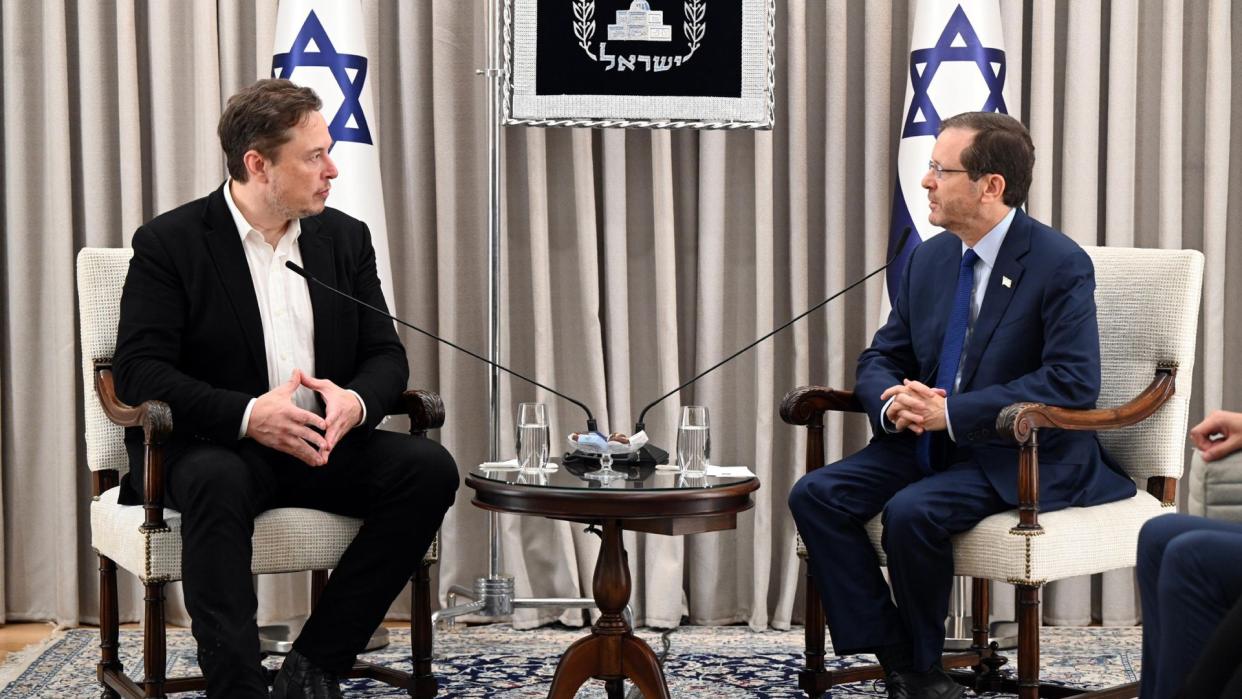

{"left": 93, "top": 359, "right": 173, "bottom": 530}
{"left": 995, "top": 363, "right": 1178, "bottom": 531}
{"left": 401, "top": 389, "right": 445, "bottom": 437}
{"left": 996, "top": 364, "right": 1178, "bottom": 443}
{"left": 779, "top": 386, "right": 864, "bottom": 426}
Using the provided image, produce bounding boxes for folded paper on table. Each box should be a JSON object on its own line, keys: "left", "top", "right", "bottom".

{"left": 705, "top": 465, "right": 756, "bottom": 478}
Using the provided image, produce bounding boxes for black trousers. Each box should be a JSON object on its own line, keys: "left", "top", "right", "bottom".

{"left": 162, "top": 430, "right": 459, "bottom": 697}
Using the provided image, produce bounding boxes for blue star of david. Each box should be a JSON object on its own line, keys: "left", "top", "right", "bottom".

{"left": 902, "top": 5, "right": 1007, "bottom": 138}
{"left": 272, "top": 10, "right": 372, "bottom": 147}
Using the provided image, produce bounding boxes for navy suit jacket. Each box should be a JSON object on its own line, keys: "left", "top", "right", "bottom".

{"left": 113, "top": 184, "right": 408, "bottom": 497}
{"left": 855, "top": 209, "right": 1136, "bottom": 509}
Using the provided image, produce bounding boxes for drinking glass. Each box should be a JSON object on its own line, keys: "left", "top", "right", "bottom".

{"left": 676, "top": 406, "right": 710, "bottom": 477}
{"left": 516, "top": 402, "right": 550, "bottom": 471}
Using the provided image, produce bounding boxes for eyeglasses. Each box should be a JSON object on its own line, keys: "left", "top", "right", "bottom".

{"left": 927, "top": 160, "right": 972, "bottom": 180}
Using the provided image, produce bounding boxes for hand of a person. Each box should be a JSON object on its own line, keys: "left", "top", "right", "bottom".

{"left": 901, "top": 379, "right": 948, "bottom": 432}
{"left": 299, "top": 373, "right": 363, "bottom": 458}
{"left": 1190, "top": 410, "right": 1242, "bottom": 462}
{"left": 246, "top": 369, "right": 329, "bottom": 466}
{"left": 881, "top": 381, "right": 948, "bottom": 435}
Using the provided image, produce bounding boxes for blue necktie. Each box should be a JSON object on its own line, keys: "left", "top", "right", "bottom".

{"left": 916, "top": 248, "right": 978, "bottom": 475}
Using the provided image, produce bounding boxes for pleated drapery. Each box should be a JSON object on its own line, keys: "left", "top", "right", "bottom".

{"left": 1, "top": 1, "right": 1239, "bottom": 635}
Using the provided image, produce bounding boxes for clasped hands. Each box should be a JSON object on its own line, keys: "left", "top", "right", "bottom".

{"left": 882, "top": 379, "right": 948, "bottom": 435}
{"left": 245, "top": 368, "right": 362, "bottom": 466}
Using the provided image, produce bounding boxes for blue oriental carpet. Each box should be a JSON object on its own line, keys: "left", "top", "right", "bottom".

{"left": 0, "top": 624, "right": 1140, "bottom": 697}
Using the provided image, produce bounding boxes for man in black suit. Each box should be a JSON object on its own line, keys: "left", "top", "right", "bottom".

{"left": 114, "top": 79, "right": 459, "bottom": 698}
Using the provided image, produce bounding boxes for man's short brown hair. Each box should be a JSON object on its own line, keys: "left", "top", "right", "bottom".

{"left": 217, "top": 79, "right": 322, "bottom": 182}
{"left": 939, "top": 112, "right": 1035, "bottom": 207}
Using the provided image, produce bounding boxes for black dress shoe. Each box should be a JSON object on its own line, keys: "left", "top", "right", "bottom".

{"left": 911, "top": 665, "right": 965, "bottom": 699}
{"left": 270, "top": 649, "right": 343, "bottom": 699}
{"left": 884, "top": 671, "right": 915, "bottom": 699}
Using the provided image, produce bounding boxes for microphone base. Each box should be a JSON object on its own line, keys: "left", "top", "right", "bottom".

{"left": 562, "top": 444, "right": 669, "bottom": 470}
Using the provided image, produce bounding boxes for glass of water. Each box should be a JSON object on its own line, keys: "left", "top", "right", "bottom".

{"left": 676, "top": 405, "right": 710, "bottom": 477}
{"left": 516, "top": 402, "right": 550, "bottom": 471}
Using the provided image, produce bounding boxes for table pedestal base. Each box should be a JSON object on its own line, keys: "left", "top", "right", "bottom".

{"left": 545, "top": 519, "right": 671, "bottom": 699}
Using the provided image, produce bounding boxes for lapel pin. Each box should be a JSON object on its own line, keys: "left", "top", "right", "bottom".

{"left": 1001, "top": 276, "right": 1012, "bottom": 288}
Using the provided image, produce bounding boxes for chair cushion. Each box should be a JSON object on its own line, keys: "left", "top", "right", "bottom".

{"left": 1187, "top": 450, "right": 1242, "bottom": 523}
{"left": 864, "top": 491, "right": 1172, "bottom": 585}
{"left": 91, "top": 486, "right": 363, "bottom": 583}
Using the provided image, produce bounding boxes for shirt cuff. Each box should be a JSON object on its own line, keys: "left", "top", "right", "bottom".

{"left": 239, "top": 398, "right": 256, "bottom": 439}
{"left": 880, "top": 395, "right": 899, "bottom": 433}
{"left": 346, "top": 389, "right": 367, "bottom": 426}
{"left": 945, "top": 397, "right": 956, "bottom": 442}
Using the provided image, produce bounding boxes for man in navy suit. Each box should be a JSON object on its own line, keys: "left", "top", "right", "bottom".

{"left": 115, "top": 79, "right": 459, "bottom": 698}
{"left": 788, "top": 112, "right": 1136, "bottom": 699}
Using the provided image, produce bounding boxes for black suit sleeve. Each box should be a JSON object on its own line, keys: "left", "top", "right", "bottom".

{"left": 340, "top": 223, "right": 408, "bottom": 433}
{"left": 114, "top": 226, "right": 253, "bottom": 443}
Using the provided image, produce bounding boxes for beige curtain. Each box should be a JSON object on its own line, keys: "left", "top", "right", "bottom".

{"left": 1, "top": 0, "right": 1239, "bottom": 636}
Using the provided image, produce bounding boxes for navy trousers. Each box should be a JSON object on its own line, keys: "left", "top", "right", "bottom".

{"left": 1136, "top": 513, "right": 1242, "bottom": 699}
{"left": 164, "top": 430, "right": 460, "bottom": 698}
{"left": 787, "top": 438, "right": 1008, "bottom": 671}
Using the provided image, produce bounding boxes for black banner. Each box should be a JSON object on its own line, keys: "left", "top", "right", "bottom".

{"left": 535, "top": 0, "right": 742, "bottom": 98}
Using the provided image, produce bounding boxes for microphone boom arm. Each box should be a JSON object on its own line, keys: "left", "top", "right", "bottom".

{"left": 285, "top": 261, "right": 599, "bottom": 432}
{"left": 634, "top": 227, "right": 913, "bottom": 430}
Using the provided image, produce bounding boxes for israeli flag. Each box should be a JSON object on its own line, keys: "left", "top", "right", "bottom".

{"left": 273, "top": 0, "right": 396, "bottom": 311}
{"left": 886, "top": 0, "right": 1009, "bottom": 301}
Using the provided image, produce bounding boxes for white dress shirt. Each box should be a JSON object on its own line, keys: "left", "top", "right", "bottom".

{"left": 882, "top": 207, "right": 1016, "bottom": 442}
{"left": 224, "top": 182, "right": 365, "bottom": 438}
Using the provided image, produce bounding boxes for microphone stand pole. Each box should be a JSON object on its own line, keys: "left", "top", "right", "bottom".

{"left": 431, "top": 0, "right": 609, "bottom": 635}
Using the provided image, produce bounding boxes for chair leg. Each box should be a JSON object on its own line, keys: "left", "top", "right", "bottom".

{"left": 311, "top": 569, "right": 329, "bottom": 609}
{"left": 97, "top": 554, "right": 122, "bottom": 698}
{"left": 143, "top": 581, "right": 167, "bottom": 698}
{"left": 1016, "top": 583, "right": 1041, "bottom": 699}
{"left": 410, "top": 563, "right": 438, "bottom": 698}
{"left": 970, "top": 577, "right": 1008, "bottom": 691}
{"left": 799, "top": 566, "right": 828, "bottom": 698}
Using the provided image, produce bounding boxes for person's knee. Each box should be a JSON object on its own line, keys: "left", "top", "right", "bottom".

{"left": 384, "top": 436, "right": 459, "bottom": 506}
{"left": 788, "top": 475, "right": 814, "bottom": 518}
{"left": 787, "top": 470, "right": 850, "bottom": 524}
{"left": 1160, "top": 532, "right": 1220, "bottom": 593}
{"left": 420, "top": 439, "right": 460, "bottom": 502}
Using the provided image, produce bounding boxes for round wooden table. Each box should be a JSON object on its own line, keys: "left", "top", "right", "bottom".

{"left": 466, "top": 462, "right": 760, "bottom": 699}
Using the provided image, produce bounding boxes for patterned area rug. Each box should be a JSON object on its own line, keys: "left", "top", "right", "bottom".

{"left": 0, "top": 623, "right": 1139, "bottom": 697}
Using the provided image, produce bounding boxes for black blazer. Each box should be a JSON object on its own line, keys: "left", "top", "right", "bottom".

{"left": 114, "top": 184, "right": 408, "bottom": 493}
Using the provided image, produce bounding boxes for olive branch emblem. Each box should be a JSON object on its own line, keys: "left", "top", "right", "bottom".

{"left": 573, "top": 0, "right": 596, "bottom": 58}
{"left": 684, "top": 0, "right": 705, "bottom": 58}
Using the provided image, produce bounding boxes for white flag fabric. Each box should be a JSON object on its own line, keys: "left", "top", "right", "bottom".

{"left": 886, "top": 0, "right": 1009, "bottom": 301}
{"left": 272, "top": 0, "right": 395, "bottom": 311}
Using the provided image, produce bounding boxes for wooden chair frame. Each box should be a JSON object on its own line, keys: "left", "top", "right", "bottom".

{"left": 91, "top": 359, "right": 445, "bottom": 699}
{"left": 781, "top": 363, "right": 1179, "bottom": 699}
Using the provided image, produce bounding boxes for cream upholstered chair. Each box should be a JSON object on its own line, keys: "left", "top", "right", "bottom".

{"left": 77, "top": 247, "right": 443, "bottom": 699}
{"left": 782, "top": 246, "right": 1204, "bottom": 699}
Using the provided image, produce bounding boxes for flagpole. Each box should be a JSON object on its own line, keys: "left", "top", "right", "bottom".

{"left": 485, "top": 0, "right": 504, "bottom": 579}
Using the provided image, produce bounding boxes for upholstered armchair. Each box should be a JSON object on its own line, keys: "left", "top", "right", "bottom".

{"left": 77, "top": 247, "right": 443, "bottom": 699}
{"left": 1187, "top": 449, "right": 1242, "bottom": 523}
{"left": 782, "top": 246, "right": 1203, "bottom": 699}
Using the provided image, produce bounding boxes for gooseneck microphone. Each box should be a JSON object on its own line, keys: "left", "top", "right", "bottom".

{"left": 284, "top": 261, "right": 600, "bottom": 432}
{"left": 634, "top": 226, "right": 914, "bottom": 434}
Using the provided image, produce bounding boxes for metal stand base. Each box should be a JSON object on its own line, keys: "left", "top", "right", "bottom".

{"left": 258, "top": 616, "right": 390, "bottom": 654}
{"left": 942, "top": 616, "right": 1019, "bottom": 650}
{"left": 431, "top": 574, "right": 627, "bottom": 631}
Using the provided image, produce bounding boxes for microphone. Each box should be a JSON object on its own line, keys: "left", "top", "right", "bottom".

{"left": 284, "top": 260, "right": 600, "bottom": 433}
{"left": 630, "top": 226, "right": 914, "bottom": 465}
